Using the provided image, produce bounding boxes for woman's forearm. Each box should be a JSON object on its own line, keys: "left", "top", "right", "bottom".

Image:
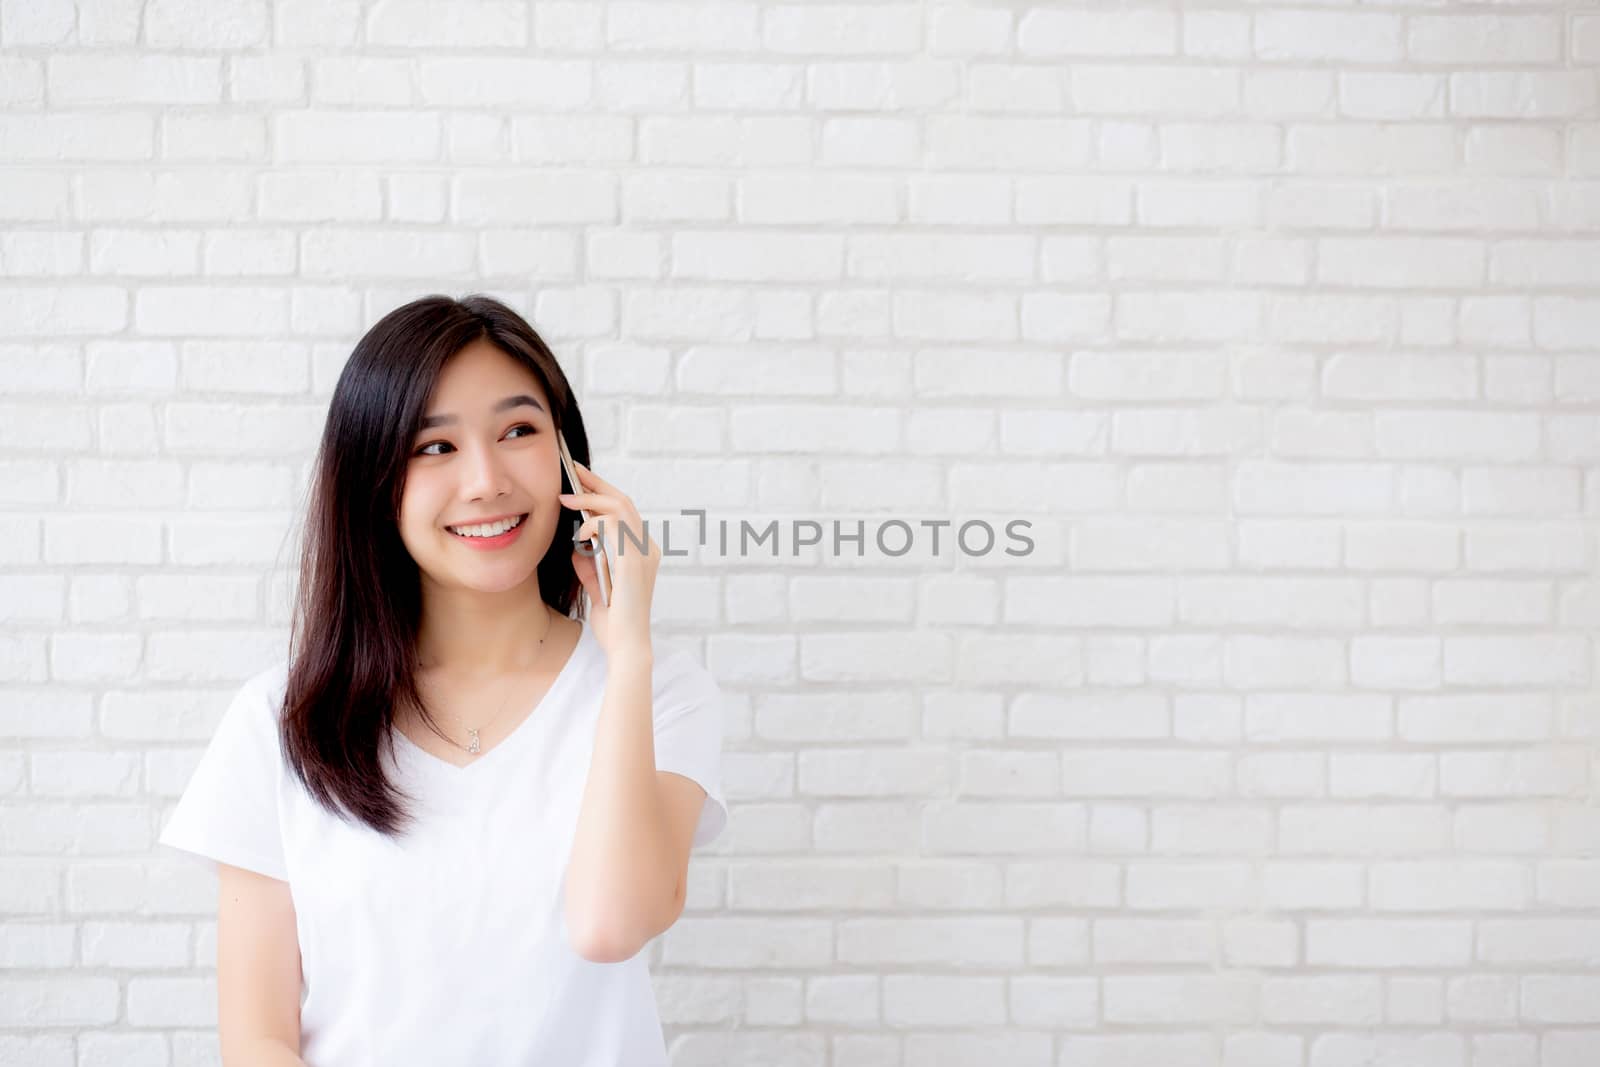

{"left": 226, "top": 1037, "right": 308, "bottom": 1067}
{"left": 563, "top": 646, "right": 676, "bottom": 960}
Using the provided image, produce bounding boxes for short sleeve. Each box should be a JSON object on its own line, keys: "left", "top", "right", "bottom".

{"left": 158, "top": 665, "right": 290, "bottom": 882}
{"left": 651, "top": 651, "right": 728, "bottom": 848}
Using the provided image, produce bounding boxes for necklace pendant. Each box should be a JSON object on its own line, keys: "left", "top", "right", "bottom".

{"left": 466, "top": 728, "right": 481, "bottom": 755}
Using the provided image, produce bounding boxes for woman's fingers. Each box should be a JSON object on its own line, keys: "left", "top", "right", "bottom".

{"left": 561, "top": 488, "right": 641, "bottom": 532}
{"left": 565, "top": 462, "right": 637, "bottom": 523}
{"left": 571, "top": 459, "right": 617, "bottom": 495}
{"left": 562, "top": 463, "right": 654, "bottom": 553}
{"left": 559, "top": 489, "right": 619, "bottom": 513}
{"left": 561, "top": 493, "right": 635, "bottom": 545}
{"left": 575, "top": 515, "right": 652, "bottom": 551}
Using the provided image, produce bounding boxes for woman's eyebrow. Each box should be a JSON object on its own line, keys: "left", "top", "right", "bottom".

{"left": 419, "top": 394, "right": 546, "bottom": 429}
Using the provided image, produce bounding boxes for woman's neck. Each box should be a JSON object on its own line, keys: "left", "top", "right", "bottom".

{"left": 414, "top": 579, "right": 564, "bottom": 675}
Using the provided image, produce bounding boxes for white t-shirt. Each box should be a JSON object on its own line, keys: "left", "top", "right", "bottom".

{"left": 158, "top": 619, "right": 728, "bottom": 1067}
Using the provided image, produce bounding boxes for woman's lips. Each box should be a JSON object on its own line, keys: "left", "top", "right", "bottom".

{"left": 447, "top": 513, "right": 528, "bottom": 550}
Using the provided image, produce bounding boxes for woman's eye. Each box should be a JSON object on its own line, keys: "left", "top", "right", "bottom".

{"left": 413, "top": 424, "right": 535, "bottom": 457}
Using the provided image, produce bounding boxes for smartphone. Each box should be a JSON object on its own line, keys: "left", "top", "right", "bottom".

{"left": 555, "top": 429, "right": 611, "bottom": 608}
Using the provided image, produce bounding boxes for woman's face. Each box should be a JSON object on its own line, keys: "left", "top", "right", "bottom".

{"left": 398, "top": 338, "right": 564, "bottom": 594}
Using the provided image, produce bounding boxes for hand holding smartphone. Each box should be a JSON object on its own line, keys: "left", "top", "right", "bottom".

{"left": 555, "top": 429, "right": 611, "bottom": 608}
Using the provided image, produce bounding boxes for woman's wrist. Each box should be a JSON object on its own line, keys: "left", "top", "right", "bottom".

{"left": 604, "top": 634, "right": 653, "bottom": 672}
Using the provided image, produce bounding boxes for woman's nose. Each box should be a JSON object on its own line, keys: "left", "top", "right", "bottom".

{"left": 461, "top": 442, "right": 510, "bottom": 500}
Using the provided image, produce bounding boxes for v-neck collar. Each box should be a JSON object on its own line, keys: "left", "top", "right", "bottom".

{"left": 391, "top": 617, "right": 594, "bottom": 777}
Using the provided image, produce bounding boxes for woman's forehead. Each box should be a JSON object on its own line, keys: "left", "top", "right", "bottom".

{"left": 427, "top": 343, "right": 548, "bottom": 412}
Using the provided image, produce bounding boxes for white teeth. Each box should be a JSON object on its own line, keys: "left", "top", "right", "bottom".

{"left": 449, "top": 514, "right": 524, "bottom": 538}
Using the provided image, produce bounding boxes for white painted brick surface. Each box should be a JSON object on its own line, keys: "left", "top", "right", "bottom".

{"left": 2, "top": 0, "right": 1598, "bottom": 1062}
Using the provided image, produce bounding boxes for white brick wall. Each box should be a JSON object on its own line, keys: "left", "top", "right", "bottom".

{"left": 2, "top": 0, "right": 1598, "bottom": 1063}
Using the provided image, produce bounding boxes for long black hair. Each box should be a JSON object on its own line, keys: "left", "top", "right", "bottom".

{"left": 280, "top": 293, "right": 592, "bottom": 836}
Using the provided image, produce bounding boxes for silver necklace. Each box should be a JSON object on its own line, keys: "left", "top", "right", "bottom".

{"left": 435, "top": 605, "right": 554, "bottom": 757}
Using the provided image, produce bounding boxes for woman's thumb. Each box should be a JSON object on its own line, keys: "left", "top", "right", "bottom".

{"left": 571, "top": 548, "right": 596, "bottom": 598}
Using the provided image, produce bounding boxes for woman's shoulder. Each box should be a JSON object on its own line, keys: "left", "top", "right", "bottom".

{"left": 249, "top": 656, "right": 292, "bottom": 689}
{"left": 230, "top": 657, "right": 293, "bottom": 726}
{"left": 650, "top": 642, "right": 721, "bottom": 702}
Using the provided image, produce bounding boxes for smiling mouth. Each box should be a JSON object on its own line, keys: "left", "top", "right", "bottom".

{"left": 445, "top": 513, "right": 528, "bottom": 538}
